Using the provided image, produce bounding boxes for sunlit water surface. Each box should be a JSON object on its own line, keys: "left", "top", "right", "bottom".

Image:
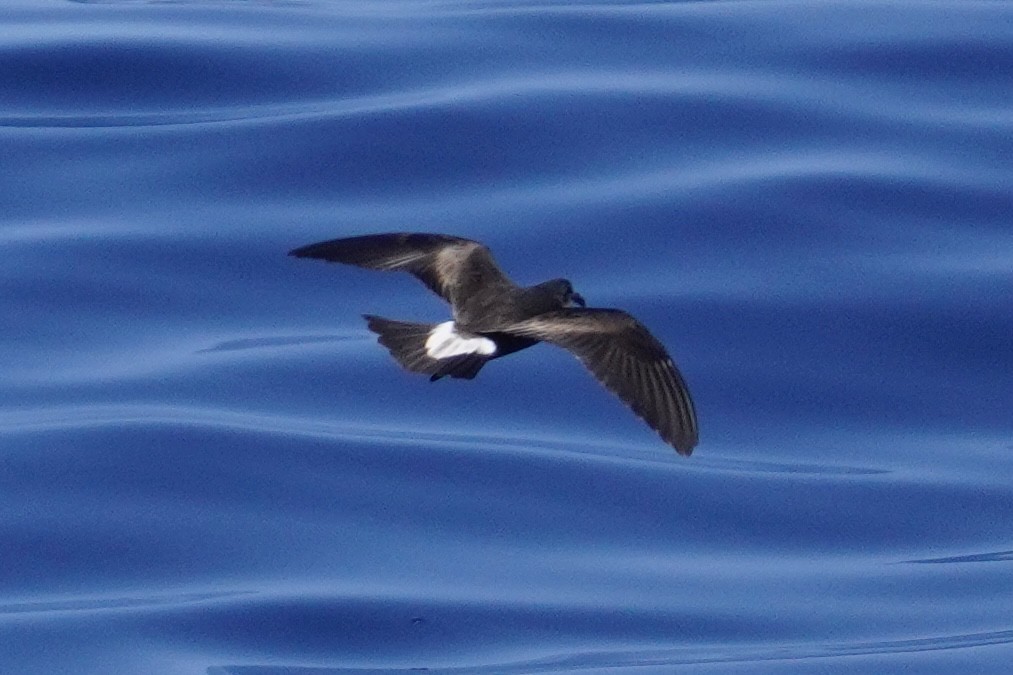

{"left": 3, "top": 1, "right": 1013, "bottom": 673}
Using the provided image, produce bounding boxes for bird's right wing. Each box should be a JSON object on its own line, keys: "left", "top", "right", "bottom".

{"left": 289, "top": 233, "right": 512, "bottom": 308}
{"left": 508, "top": 308, "right": 698, "bottom": 455}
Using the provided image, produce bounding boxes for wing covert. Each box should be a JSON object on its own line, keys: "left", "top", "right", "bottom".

{"left": 289, "top": 233, "right": 512, "bottom": 308}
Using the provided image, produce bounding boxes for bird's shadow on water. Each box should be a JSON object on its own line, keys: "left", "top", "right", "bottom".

{"left": 195, "top": 335, "right": 361, "bottom": 354}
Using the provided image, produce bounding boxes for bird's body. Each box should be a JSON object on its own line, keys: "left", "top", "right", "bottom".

{"left": 290, "top": 233, "right": 699, "bottom": 455}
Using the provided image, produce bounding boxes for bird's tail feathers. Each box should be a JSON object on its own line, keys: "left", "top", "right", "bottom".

{"left": 363, "top": 315, "right": 487, "bottom": 380}
{"left": 428, "top": 353, "right": 487, "bottom": 381}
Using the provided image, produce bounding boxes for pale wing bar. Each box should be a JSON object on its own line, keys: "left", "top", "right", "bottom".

{"left": 289, "top": 233, "right": 510, "bottom": 307}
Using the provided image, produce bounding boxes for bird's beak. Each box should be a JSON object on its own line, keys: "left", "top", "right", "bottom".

{"left": 569, "top": 292, "right": 586, "bottom": 308}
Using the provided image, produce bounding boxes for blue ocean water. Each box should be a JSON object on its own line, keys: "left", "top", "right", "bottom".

{"left": 3, "top": 0, "right": 1013, "bottom": 672}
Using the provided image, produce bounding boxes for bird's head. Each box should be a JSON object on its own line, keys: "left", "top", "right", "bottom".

{"left": 539, "top": 278, "right": 586, "bottom": 308}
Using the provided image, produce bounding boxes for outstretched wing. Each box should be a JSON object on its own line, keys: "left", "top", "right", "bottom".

{"left": 289, "top": 233, "right": 512, "bottom": 309}
{"left": 508, "top": 308, "right": 698, "bottom": 455}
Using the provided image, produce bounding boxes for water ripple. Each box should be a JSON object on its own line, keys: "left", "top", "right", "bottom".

{"left": 3, "top": 68, "right": 1010, "bottom": 131}
{"left": 205, "top": 628, "right": 1013, "bottom": 672}
{"left": 0, "top": 403, "right": 884, "bottom": 479}
{"left": 5, "top": 1, "right": 1013, "bottom": 672}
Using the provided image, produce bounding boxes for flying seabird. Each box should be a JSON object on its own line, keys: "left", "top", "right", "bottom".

{"left": 289, "top": 233, "right": 699, "bottom": 455}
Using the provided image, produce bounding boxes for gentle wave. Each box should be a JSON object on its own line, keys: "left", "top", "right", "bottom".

{"left": 4, "top": 66, "right": 1010, "bottom": 132}
{"left": 5, "top": 0, "right": 1013, "bottom": 672}
{"left": 6, "top": 587, "right": 1012, "bottom": 672}
{"left": 0, "top": 403, "right": 884, "bottom": 477}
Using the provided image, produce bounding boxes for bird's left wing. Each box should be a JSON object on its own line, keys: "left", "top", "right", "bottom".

{"left": 289, "top": 233, "right": 512, "bottom": 308}
{"left": 508, "top": 309, "right": 698, "bottom": 455}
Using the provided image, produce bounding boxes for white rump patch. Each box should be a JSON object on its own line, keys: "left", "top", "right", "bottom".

{"left": 425, "top": 321, "right": 496, "bottom": 360}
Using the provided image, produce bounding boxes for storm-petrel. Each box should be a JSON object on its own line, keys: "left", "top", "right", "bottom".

{"left": 289, "top": 233, "right": 699, "bottom": 455}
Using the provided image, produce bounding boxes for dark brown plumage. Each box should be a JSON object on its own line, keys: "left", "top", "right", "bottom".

{"left": 290, "top": 233, "right": 699, "bottom": 455}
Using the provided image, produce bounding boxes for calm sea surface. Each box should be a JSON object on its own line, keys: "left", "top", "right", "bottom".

{"left": 3, "top": 1, "right": 1013, "bottom": 673}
